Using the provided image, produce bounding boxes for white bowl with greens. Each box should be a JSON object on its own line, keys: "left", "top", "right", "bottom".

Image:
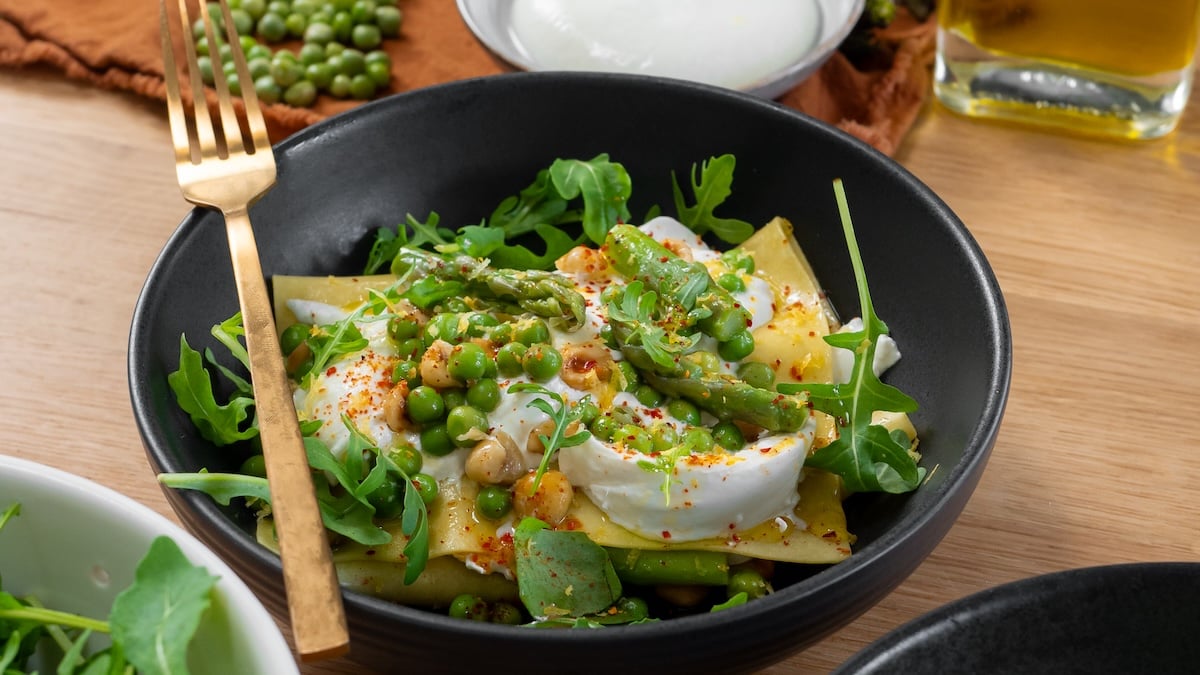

{"left": 0, "top": 454, "right": 298, "bottom": 675}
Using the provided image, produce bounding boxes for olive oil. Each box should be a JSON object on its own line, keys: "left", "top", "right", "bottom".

{"left": 935, "top": 0, "right": 1200, "bottom": 139}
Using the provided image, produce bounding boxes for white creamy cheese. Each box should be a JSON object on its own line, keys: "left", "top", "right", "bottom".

{"left": 830, "top": 317, "right": 902, "bottom": 383}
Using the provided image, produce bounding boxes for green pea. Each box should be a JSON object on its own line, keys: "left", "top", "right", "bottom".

{"left": 247, "top": 56, "right": 272, "bottom": 80}
{"left": 270, "top": 57, "right": 303, "bottom": 86}
{"left": 649, "top": 423, "right": 678, "bottom": 452}
{"left": 303, "top": 21, "right": 335, "bottom": 44}
{"left": 350, "top": 0, "right": 377, "bottom": 22}
{"left": 396, "top": 338, "right": 424, "bottom": 360}
{"left": 309, "top": 10, "right": 331, "bottom": 25}
{"left": 226, "top": 74, "right": 242, "bottom": 97}
{"left": 486, "top": 323, "right": 512, "bottom": 346}
{"left": 352, "top": 23, "right": 382, "bottom": 50}
{"left": 284, "top": 12, "right": 307, "bottom": 37}
{"left": 589, "top": 413, "right": 618, "bottom": 442}
{"left": 325, "top": 40, "right": 346, "bottom": 58}
{"left": 441, "top": 388, "right": 466, "bottom": 410}
{"left": 291, "top": 0, "right": 319, "bottom": 14}
{"left": 411, "top": 473, "right": 439, "bottom": 506}
{"left": 365, "top": 60, "right": 390, "bottom": 87}
{"left": 391, "top": 359, "right": 420, "bottom": 387}
{"left": 280, "top": 322, "right": 310, "bottom": 355}
{"left": 246, "top": 43, "right": 272, "bottom": 61}
{"left": 442, "top": 298, "right": 470, "bottom": 313}
{"left": 197, "top": 56, "right": 216, "bottom": 85}
{"left": 222, "top": 59, "right": 239, "bottom": 77}
{"left": 687, "top": 351, "right": 722, "bottom": 373}
{"left": 712, "top": 421, "right": 745, "bottom": 451}
{"left": 446, "top": 406, "right": 489, "bottom": 447}
{"left": 283, "top": 79, "right": 317, "bottom": 107}
{"left": 266, "top": 1, "right": 291, "bottom": 15}
{"left": 466, "top": 379, "right": 501, "bottom": 412}
{"left": 718, "top": 330, "right": 755, "bottom": 361}
{"left": 576, "top": 399, "right": 600, "bottom": 425}
{"left": 727, "top": 568, "right": 771, "bottom": 600}
{"left": 667, "top": 399, "right": 701, "bottom": 426}
{"left": 598, "top": 323, "right": 618, "bottom": 349}
{"left": 196, "top": 36, "right": 213, "bottom": 56}
{"left": 388, "top": 445, "right": 422, "bottom": 476}
{"left": 242, "top": 0, "right": 267, "bottom": 19}
{"left": 239, "top": 454, "right": 268, "bottom": 478}
{"left": 489, "top": 602, "right": 523, "bottom": 625}
{"left": 328, "top": 72, "right": 352, "bottom": 98}
{"left": 449, "top": 342, "right": 489, "bottom": 381}
{"left": 496, "top": 342, "right": 527, "bottom": 376}
{"left": 331, "top": 11, "right": 354, "bottom": 42}
{"left": 464, "top": 313, "right": 499, "bottom": 338}
{"left": 448, "top": 594, "right": 488, "bottom": 621}
{"left": 634, "top": 384, "right": 663, "bottom": 407}
{"left": 374, "top": 5, "right": 402, "bottom": 35}
{"left": 387, "top": 314, "right": 419, "bottom": 341}
{"left": 475, "top": 485, "right": 512, "bottom": 520}
{"left": 254, "top": 75, "right": 282, "bottom": 104}
{"left": 737, "top": 361, "right": 775, "bottom": 390}
{"left": 717, "top": 273, "right": 746, "bottom": 293}
{"left": 419, "top": 423, "right": 454, "bottom": 457}
{"left": 230, "top": 8, "right": 254, "bottom": 36}
{"left": 615, "top": 360, "right": 639, "bottom": 392}
{"left": 513, "top": 318, "right": 550, "bottom": 346}
{"left": 616, "top": 425, "right": 653, "bottom": 454}
{"left": 406, "top": 385, "right": 444, "bottom": 423}
{"left": 366, "top": 475, "right": 403, "bottom": 519}
{"left": 423, "top": 313, "right": 460, "bottom": 345}
{"left": 298, "top": 41, "right": 326, "bottom": 65}
{"left": 522, "top": 343, "right": 562, "bottom": 381}
{"left": 192, "top": 17, "right": 208, "bottom": 40}
{"left": 365, "top": 48, "right": 391, "bottom": 68}
{"left": 683, "top": 427, "right": 714, "bottom": 453}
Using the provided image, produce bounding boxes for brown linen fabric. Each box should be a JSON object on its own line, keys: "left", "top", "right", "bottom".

{"left": 0, "top": 0, "right": 935, "bottom": 154}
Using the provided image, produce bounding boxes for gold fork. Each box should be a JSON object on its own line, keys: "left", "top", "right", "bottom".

{"left": 159, "top": 0, "right": 349, "bottom": 661}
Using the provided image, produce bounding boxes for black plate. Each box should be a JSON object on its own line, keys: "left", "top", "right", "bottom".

{"left": 835, "top": 563, "right": 1200, "bottom": 674}
{"left": 129, "top": 71, "right": 1011, "bottom": 674}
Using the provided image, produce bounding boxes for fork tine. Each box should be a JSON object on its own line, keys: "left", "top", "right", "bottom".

{"left": 159, "top": 0, "right": 191, "bottom": 167}
{"left": 215, "top": 0, "right": 272, "bottom": 154}
{"left": 199, "top": 0, "right": 245, "bottom": 156}
{"left": 175, "top": 0, "right": 219, "bottom": 161}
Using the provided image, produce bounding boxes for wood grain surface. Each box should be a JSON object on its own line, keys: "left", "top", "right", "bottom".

{"left": 1, "top": 65, "right": 1197, "bottom": 673}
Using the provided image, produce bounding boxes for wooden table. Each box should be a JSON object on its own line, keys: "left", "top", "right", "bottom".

{"left": 1, "top": 64, "right": 1197, "bottom": 673}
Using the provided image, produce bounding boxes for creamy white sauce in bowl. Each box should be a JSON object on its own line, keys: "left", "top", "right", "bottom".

{"left": 457, "top": 0, "right": 866, "bottom": 99}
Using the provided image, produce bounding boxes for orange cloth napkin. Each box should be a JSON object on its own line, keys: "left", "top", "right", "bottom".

{"left": 0, "top": 0, "right": 935, "bottom": 155}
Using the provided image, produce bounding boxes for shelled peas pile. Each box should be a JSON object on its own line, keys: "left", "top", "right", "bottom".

{"left": 194, "top": 0, "right": 403, "bottom": 106}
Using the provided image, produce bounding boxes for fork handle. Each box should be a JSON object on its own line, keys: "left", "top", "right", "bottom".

{"left": 225, "top": 207, "right": 351, "bottom": 661}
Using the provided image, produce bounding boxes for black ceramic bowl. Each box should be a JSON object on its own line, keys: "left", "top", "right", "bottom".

{"left": 834, "top": 563, "right": 1200, "bottom": 674}
{"left": 129, "top": 72, "right": 1010, "bottom": 674}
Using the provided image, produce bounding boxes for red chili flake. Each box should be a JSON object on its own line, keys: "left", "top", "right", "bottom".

{"left": 326, "top": 366, "right": 337, "bottom": 376}
{"left": 808, "top": 331, "right": 816, "bottom": 337}
{"left": 661, "top": 531, "right": 672, "bottom": 539}
{"left": 645, "top": 408, "right": 663, "bottom": 420}
{"left": 659, "top": 256, "right": 669, "bottom": 263}
{"left": 365, "top": 549, "right": 376, "bottom": 556}
{"left": 730, "top": 534, "right": 742, "bottom": 543}
{"left": 822, "top": 531, "right": 838, "bottom": 539}
{"left": 728, "top": 522, "right": 737, "bottom": 530}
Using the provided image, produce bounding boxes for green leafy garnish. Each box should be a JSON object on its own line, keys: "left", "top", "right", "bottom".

{"left": 604, "top": 281, "right": 699, "bottom": 371}
{"left": 778, "top": 179, "right": 923, "bottom": 493}
{"left": 710, "top": 592, "right": 749, "bottom": 612}
{"left": 546, "top": 156, "right": 633, "bottom": 245}
{"left": 505, "top": 384, "right": 591, "bottom": 493}
{"left": 364, "top": 212, "right": 454, "bottom": 273}
{"left": 512, "top": 518, "right": 622, "bottom": 620}
{"left": 635, "top": 435, "right": 702, "bottom": 505}
{"left": 167, "top": 334, "right": 258, "bottom": 447}
{"left": 1, "top": 508, "right": 216, "bottom": 675}
{"left": 109, "top": 537, "right": 218, "bottom": 675}
{"left": 671, "top": 154, "right": 755, "bottom": 244}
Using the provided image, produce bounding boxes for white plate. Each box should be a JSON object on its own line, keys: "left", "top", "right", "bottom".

{"left": 458, "top": 0, "right": 864, "bottom": 99}
{"left": 0, "top": 455, "right": 299, "bottom": 674}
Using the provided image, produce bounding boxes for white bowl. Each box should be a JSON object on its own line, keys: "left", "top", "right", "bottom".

{"left": 0, "top": 454, "right": 298, "bottom": 674}
{"left": 457, "top": 0, "right": 865, "bottom": 99}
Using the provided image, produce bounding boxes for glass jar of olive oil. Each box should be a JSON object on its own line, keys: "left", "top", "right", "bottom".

{"left": 935, "top": 0, "right": 1200, "bottom": 139}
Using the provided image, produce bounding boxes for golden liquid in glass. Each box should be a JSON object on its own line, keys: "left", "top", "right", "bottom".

{"left": 940, "top": 0, "right": 1200, "bottom": 76}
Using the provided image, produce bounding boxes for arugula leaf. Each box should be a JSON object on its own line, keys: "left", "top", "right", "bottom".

{"left": 671, "top": 154, "right": 756, "bottom": 244}
{"left": 512, "top": 518, "right": 622, "bottom": 620}
{"left": 459, "top": 223, "right": 580, "bottom": 270}
{"left": 487, "top": 168, "right": 572, "bottom": 237}
{"left": 777, "top": 180, "right": 923, "bottom": 494}
{"left": 0, "top": 502, "right": 18, "bottom": 532}
{"left": 210, "top": 313, "right": 249, "bottom": 371}
{"left": 109, "top": 536, "right": 218, "bottom": 675}
{"left": 365, "top": 213, "right": 455, "bottom": 274}
{"left": 303, "top": 318, "right": 369, "bottom": 387}
{"left": 167, "top": 335, "right": 258, "bottom": 447}
{"left": 636, "top": 435, "right": 702, "bottom": 505}
{"left": 506, "top": 384, "right": 591, "bottom": 493}
{"left": 710, "top": 592, "right": 749, "bottom": 612}
{"left": 604, "top": 281, "right": 699, "bottom": 371}
{"left": 547, "top": 155, "right": 632, "bottom": 244}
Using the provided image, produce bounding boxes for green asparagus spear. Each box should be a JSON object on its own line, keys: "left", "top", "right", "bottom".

{"left": 391, "top": 247, "right": 586, "bottom": 330}
{"left": 603, "top": 225, "right": 751, "bottom": 341}
{"left": 606, "top": 548, "right": 730, "bottom": 586}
